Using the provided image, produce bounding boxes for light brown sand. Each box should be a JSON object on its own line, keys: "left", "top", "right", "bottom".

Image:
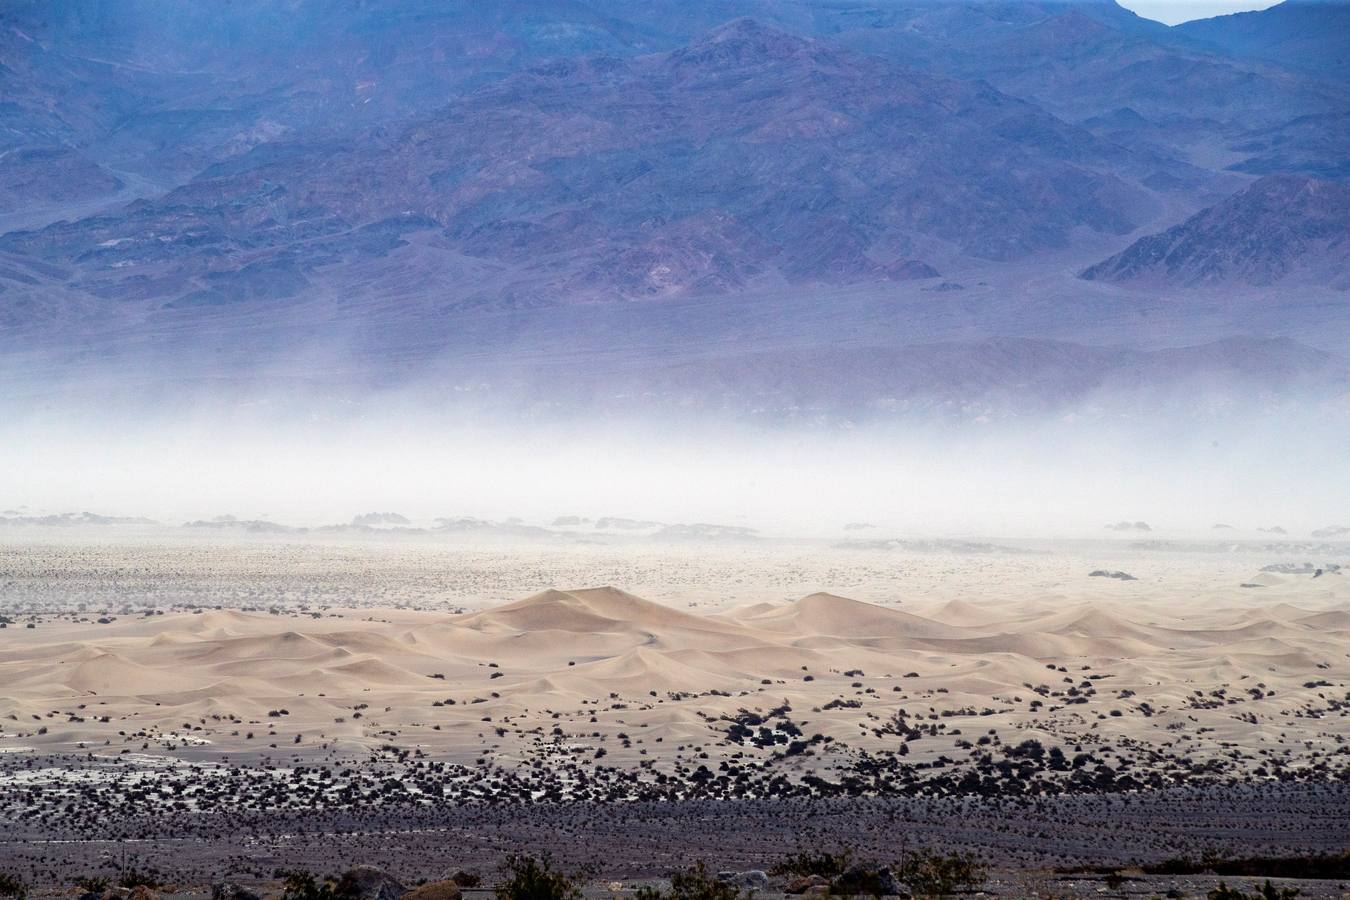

{"left": 1, "top": 536, "right": 1346, "bottom": 782}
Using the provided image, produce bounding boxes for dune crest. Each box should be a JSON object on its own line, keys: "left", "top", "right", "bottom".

{"left": 1, "top": 576, "right": 1343, "bottom": 795}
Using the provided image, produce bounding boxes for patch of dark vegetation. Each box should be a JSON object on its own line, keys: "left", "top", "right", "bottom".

{"left": 1208, "top": 880, "right": 1300, "bottom": 900}
{"left": 1144, "top": 852, "right": 1350, "bottom": 879}
{"left": 771, "top": 849, "right": 853, "bottom": 879}
{"left": 6, "top": 727, "right": 1346, "bottom": 818}
{"left": 827, "top": 863, "right": 905, "bottom": 897}
{"left": 280, "top": 870, "right": 337, "bottom": 900}
{"left": 635, "top": 863, "right": 743, "bottom": 900}
{"left": 496, "top": 854, "right": 582, "bottom": 900}
{"left": 0, "top": 873, "right": 26, "bottom": 900}
{"left": 117, "top": 867, "right": 162, "bottom": 890}
{"left": 773, "top": 848, "right": 982, "bottom": 897}
{"left": 720, "top": 706, "right": 807, "bottom": 750}
{"left": 894, "top": 851, "right": 985, "bottom": 896}
{"left": 74, "top": 876, "right": 111, "bottom": 894}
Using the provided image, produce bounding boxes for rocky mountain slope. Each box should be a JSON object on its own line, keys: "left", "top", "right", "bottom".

{"left": 1080, "top": 174, "right": 1350, "bottom": 287}
{"left": 0, "top": 18, "right": 1184, "bottom": 310}
{"left": 0, "top": 0, "right": 1346, "bottom": 417}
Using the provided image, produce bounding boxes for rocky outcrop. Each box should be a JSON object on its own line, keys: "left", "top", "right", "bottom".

{"left": 334, "top": 867, "right": 407, "bottom": 900}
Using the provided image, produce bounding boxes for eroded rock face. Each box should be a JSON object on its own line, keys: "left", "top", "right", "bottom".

{"left": 335, "top": 866, "right": 407, "bottom": 900}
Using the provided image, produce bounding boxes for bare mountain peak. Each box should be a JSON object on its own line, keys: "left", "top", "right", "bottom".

{"left": 1042, "top": 6, "right": 1117, "bottom": 38}
{"left": 672, "top": 17, "right": 815, "bottom": 68}
{"left": 701, "top": 17, "right": 798, "bottom": 45}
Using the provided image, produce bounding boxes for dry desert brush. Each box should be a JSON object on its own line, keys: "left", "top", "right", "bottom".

{"left": 495, "top": 854, "right": 583, "bottom": 900}
{"left": 635, "top": 863, "right": 745, "bottom": 900}
{"left": 771, "top": 849, "right": 854, "bottom": 879}
{"left": 893, "top": 850, "right": 985, "bottom": 896}
{"left": 0, "top": 874, "right": 25, "bottom": 900}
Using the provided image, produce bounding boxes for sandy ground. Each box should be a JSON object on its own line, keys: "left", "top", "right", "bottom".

{"left": 0, "top": 530, "right": 1347, "bottom": 889}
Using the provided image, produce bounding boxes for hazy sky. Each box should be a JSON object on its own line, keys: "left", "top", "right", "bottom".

{"left": 1118, "top": 0, "right": 1282, "bottom": 24}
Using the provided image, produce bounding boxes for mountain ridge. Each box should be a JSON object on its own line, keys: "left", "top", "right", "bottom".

{"left": 1080, "top": 174, "right": 1350, "bottom": 288}
{"left": 0, "top": 0, "right": 1346, "bottom": 418}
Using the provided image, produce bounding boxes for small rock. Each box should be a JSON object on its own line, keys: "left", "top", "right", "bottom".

{"left": 717, "top": 870, "right": 769, "bottom": 890}
{"left": 1089, "top": 570, "right": 1137, "bottom": 581}
{"left": 785, "top": 875, "right": 830, "bottom": 894}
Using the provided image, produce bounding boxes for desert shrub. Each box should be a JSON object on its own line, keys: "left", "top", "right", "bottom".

{"left": 1151, "top": 858, "right": 1199, "bottom": 875}
{"left": 0, "top": 873, "right": 26, "bottom": 900}
{"left": 894, "top": 850, "right": 985, "bottom": 895}
{"left": 772, "top": 848, "right": 854, "bottom": 879}
{"left": 495, "top": 854, "right": 582, "bottom": 900}
{"left": 76, "top": 875, "right": 112, "bottom": 893}
{"left": 280, "top": 870, "right": 337, "bottom": 900}
{"left": 1208, "top": 882, "right": 1299, "bottom": 900}
{"left": 635, "top": 863, "right": 742, "bottom": 900}
{"left": 1146, "top": 852, "right": 1347, "bottom": 879}
{"left": 830, "top": 865, "right": 899, "bottom": 898}
{"left": 117, "top": 868, "right": 161, "bottom": 890}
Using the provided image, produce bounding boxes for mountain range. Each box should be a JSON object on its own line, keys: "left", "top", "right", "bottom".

{"left": 0, "top": 0, "right": 1346, "bottom": 420}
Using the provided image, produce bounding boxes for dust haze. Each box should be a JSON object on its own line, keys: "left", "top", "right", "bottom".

{"left": 4, "top": 388, "right": 1346, "bottom": 536}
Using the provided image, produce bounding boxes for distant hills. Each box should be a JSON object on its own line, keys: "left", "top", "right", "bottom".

{"left": 491, "top": 335, "right": 1350, "bottom": 420}
{"left": 0, "top": 0, "right": 1346, "bottom": 419}
{"left": 0, "top": 17, "right": 1183, "bottom": 307}
{"left": 1176, "top": 0, "right": 1350, "bottom": 82}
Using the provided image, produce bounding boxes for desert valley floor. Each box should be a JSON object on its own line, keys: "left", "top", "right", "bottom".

{"left": 0, "top": 531, "right": 1347, "bottom": 893}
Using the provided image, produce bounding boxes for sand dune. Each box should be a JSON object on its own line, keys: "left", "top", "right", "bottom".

{"left": 65, "top": 651, "right": 214, "bottom": 695}
{"left": 927, "top": 597, "right": 1005, "bottom": 627}
{"left": 750, "top": 591, "right": 969, "bottom": 639}
{"left": 1, "top": 564, "right": 1346, "bottom": 796}
{"left": 1297, "top": 609, "right": 1350, "bottom": 629}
